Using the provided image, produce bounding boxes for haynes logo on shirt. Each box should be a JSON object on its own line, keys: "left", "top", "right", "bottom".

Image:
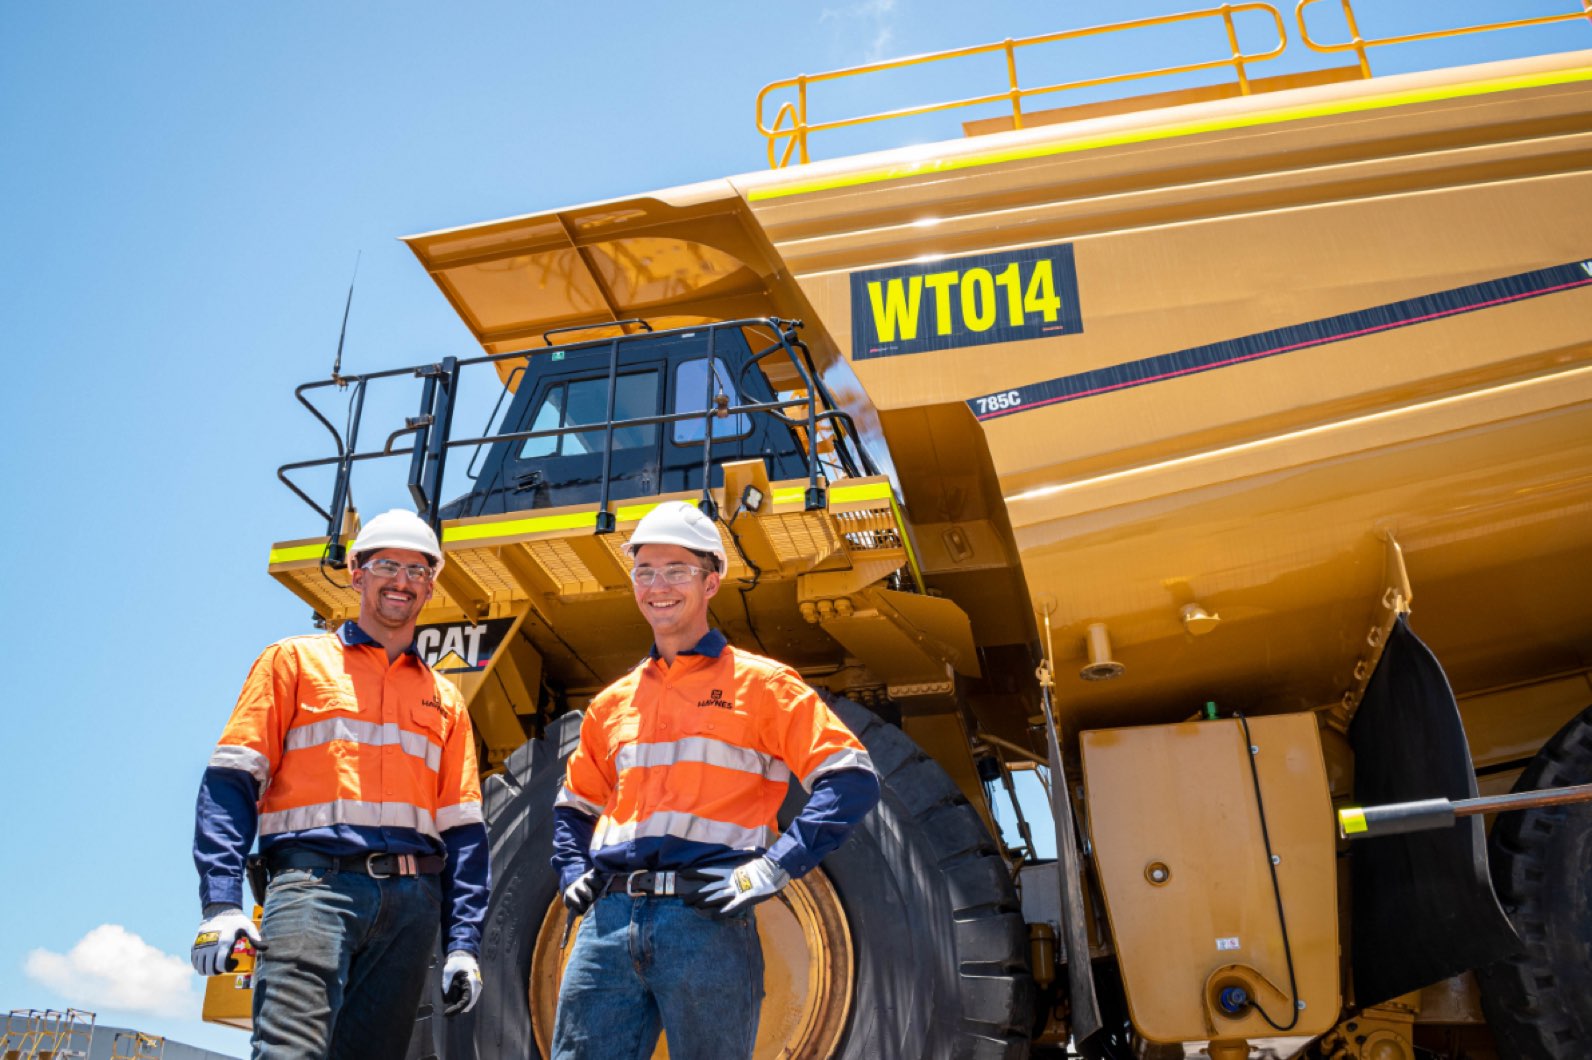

{"left": 697, "top": 689, "right": 734, "bottom": 710}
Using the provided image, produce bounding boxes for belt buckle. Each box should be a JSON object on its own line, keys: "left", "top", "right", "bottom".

{"left": 366, "top": 853, "right": 392, "bottom": 880}
{"left": 625, "top": 870, "right": 647, "bottom": 897}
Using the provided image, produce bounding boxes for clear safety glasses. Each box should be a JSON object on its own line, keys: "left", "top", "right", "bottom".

{"left": 362, "top": 559, "right": 436, "bottom": 582}
{"left": 629, "top": 564, "right": 711, "bottom": 587}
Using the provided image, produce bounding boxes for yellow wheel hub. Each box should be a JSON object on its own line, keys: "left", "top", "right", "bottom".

{"left": 529, "top": 870, "right": 854, "bottom": 1058}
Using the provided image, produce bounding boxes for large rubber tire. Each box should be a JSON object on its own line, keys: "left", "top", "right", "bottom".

{"left": 821, "top": 697, "right": 1033, "bottom": 1059}
{"left": 1476, "top": 703, "right": 1592, "bottom": 1059}
{"left": 422, "top": 698, "right": 1033, "bottom": 1059}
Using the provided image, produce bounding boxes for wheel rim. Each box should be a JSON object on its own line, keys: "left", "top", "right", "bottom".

{"left": 528, "top": 870, "right": 854, "bottom": 1058}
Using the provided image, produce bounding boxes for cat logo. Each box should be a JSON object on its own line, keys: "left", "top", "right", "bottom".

{"left": 415, "top": 618, "right": 515, "bottom": 674}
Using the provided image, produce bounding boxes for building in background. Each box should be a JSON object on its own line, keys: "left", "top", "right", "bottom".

{"left": 2, "top": 1010, "right": 237, "bottom": 1060}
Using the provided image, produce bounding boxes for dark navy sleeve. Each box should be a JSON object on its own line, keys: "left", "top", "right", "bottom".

{"left": 765, "top": 767, "right": 881, "bottom": 879}
{"left": 194, "top": 766, "right": 261, "bottom": 909}
{"left": 441, "top": 822, "right": 490, "bottom": 955}
{"left": 551, "top": 806, "right": 598, "bottom": 891}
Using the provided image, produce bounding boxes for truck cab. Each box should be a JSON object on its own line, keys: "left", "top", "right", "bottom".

{"left": 449, "top": 324, "right": 823, "bottom": 519}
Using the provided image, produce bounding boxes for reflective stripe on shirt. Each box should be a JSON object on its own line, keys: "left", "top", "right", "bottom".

{"left": 555, "top": 785, "right": 604, "bottom": 817}
{"left": 282, "top": 716, "right": 443, "bottom": 772}
{"left": 614, "top": 736, "right": 791, "bottom": 785}
{"left": 436, "top": 801, "right": 486, "bottom": 831}
{"left": 258, "top": 798, "right": 441, "bottom": 840}
{"left": 593, "top": 809, "right": 775, "bottom": 852}
{"left": 209, "top": 744, "right": 270, "bottom": 785}
{"left": 802, "top": 746, "right": 875, "bottom": 790}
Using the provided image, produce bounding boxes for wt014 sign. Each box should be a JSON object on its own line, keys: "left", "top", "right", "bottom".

{"left": 850, "top": 242, "right": 1083, "bottom": 360}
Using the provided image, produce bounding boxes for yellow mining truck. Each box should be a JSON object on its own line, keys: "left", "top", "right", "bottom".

{"left": 243, "top": 4, "right": 1592, "bottom": 1057}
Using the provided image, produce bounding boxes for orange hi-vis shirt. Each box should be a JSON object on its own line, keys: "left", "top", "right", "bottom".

{"left": 210, "top": 630, "right": 483, "bottom": 848}
{"left": 555, "top": 640, "right": 874, "bottom": 875}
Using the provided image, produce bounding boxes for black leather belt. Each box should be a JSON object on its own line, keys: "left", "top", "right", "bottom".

{"left": 601, "top": 870, "right": 700, "bottom": 897}
{"left": 267, "top": 848, "right": 445, "bottom": 879}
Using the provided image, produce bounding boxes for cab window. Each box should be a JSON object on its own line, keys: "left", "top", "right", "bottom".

{"left": 518, "top": 370, "right": 660, "bottom": 459}
{"left": 672, "top": 358, "right": 750, "bottom": 444}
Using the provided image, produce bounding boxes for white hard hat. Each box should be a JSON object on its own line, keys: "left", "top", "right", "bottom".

{"left": 624, "top": 501, "right": 726, "bottom": 574}
{"left": 350, "top": 509, "right": 445, "bottom": 574}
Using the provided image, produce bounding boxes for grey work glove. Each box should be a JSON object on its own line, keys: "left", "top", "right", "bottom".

{"left": 688, "top": 856, "right": 790, "bottom": 916}
{"left": 190, "top": 906, "right": 265, "bottom": 976}
{"left": 562, "top": 869, "right": 598, "bottom": 916}
{"left": 441, "top": 950, "right": 483, "bottom": 1017}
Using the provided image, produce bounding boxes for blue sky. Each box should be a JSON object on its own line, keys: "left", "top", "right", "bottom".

{"left": 3, "top": 2, "right": 1586, "bottom": 1054}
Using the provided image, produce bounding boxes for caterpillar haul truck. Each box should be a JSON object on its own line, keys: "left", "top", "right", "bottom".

{"left": 227, "top": 3, "right": 1592, "bottom": 1057}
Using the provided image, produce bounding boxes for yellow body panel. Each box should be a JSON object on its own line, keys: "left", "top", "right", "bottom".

{"left": 399, "top": 48, "right": 1592, "bottom": 734}
{"left": 737, "top": 48, "right": 1592, "bottom": 731}
{"left": 1081, "top": 715, "right": 1339, "bottom": 1041}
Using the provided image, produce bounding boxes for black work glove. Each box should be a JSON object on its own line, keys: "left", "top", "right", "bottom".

{"left": 562, "top": 869, "right": 599, "bottom": 916}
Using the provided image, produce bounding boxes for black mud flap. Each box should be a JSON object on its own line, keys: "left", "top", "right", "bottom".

{"left": 1348, "top": 616, "right": 1520, "bottom": 1006}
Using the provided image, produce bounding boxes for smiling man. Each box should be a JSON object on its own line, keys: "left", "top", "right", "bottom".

{"left": 549, "top": 500, "right": 881, "bottom": 1059}
{"left": 191, "top": 509, "right": 490, "bottom": 1059}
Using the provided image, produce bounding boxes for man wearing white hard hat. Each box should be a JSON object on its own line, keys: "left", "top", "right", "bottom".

{"left": 191, "top": 509, "right": 490, "bottom": 1058}
{"left": 549, "top": 500, "right": 880, "bottom": 1058}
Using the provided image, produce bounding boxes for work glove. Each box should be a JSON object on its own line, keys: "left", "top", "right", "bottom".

{"left": 687, "top": 856, "right": 790, "bottom": 917}
{"left": 190, "top": 906, "right": 265, "bottom": 976}
{"left": 562, "top": 869, "right": 599, "bottom": 916}
{"left": 441, "top": 950, "right": 483, "bottom": 1017}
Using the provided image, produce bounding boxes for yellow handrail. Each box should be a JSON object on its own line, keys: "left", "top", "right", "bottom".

{"left": 1296, "top": 0, "right": 1592, "bottom": 79}
{"left": 756, "top": 3, "right": 1289, "bottom": 169}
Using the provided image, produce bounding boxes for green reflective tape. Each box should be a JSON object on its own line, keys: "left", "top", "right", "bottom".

{"left": 889, "top": 493, "right": 926, "bottom": 592}
{"left": 829, "top": 480, "right": 894, "bottom": 504}
{"left": 441, "top": 502, "right": 667, "bottom": 545}
{"left": 435, "top": 481, "right": 895, "bottom": 547}
{"left": 762, "top": 480, "right": 895, "bottom": 508}
{"left": 615, "top": 502, "right": 660, "bottom": 522}
{"left": 771, "top": 486, "right": 807, "bottom": 505}
{"left": 1339, "top": 807, "right": 1368, "bottom": 835}
{"left": 269, "top": 542, "right": 334, "bottom": 564}
{"left": 443, "top": 511, "right": 596, "bottom": 543}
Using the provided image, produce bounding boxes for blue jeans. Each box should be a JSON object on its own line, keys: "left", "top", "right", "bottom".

{"left": 250, "top": 866, "right": 441, "bottom": 1059}
{"left": 551, "top": 893, "right": 765, "bottom": 1059}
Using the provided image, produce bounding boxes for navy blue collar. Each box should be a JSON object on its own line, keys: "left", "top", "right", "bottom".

{"left": 648, "top": 628, "right": 727, "bottom": 661}
{"left": 338, "top": 619, "right": 422, "bottom": 659}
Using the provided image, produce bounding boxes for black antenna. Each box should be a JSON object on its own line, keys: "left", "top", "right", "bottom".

{"left": 331, "top": 252, "right": 361, "bottom": 385}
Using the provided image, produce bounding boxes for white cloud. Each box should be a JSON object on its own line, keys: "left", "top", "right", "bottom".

{"left": 821, "top": 0, "right": 900, "bottom": 63}
{"left": 25, "top": 924, "right": 199, "bottom": 1019}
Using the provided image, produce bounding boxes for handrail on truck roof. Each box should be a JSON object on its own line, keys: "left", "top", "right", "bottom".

{"left": 756, "top": 0, "right": 1592, "bottom": 168}
{"left": 756, "top": 3, "right": 1288, "bottom": 169}
{"left": 1297, "top": 0, "right": 1592, "bottom": 79}
{"left": 276, "top": 317, "right": 877, "bottom": 571}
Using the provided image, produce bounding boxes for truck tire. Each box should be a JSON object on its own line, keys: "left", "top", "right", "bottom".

{"left": 823, "top": 696, "right": 1033, "bottom": 1059}
{"left": 1477, "top": 703, "right": 1592, "bottom": 1059}
{"left": 425, "top": 698, "right": 1033, "bottom": 1059}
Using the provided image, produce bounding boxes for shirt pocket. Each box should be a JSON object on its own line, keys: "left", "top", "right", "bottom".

{"left": 409, "top": 694, "right": 447, "bottom": 744}
{"left": 298, "top": 675, "right": 359, "bottom": 715}
{"left": 697, "top": 704, "right": 757, "bottom": 747}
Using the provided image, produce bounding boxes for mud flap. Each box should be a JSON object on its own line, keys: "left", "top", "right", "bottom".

{"left": 1348, "top": 616, "right": 1520, "bottom": 1005}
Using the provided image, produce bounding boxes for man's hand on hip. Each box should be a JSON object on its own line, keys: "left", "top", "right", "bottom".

{"left": 687, "top": 856, "right": 790, "bottom": 916}
{"left": 190, "top": 906, "right": 265, "bottom": 976}
{"left": 442, "top": 950, "right": 483, "bottom": 1016}
{"left": 562, "top": 869, "right": 599, "bottom": 916}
